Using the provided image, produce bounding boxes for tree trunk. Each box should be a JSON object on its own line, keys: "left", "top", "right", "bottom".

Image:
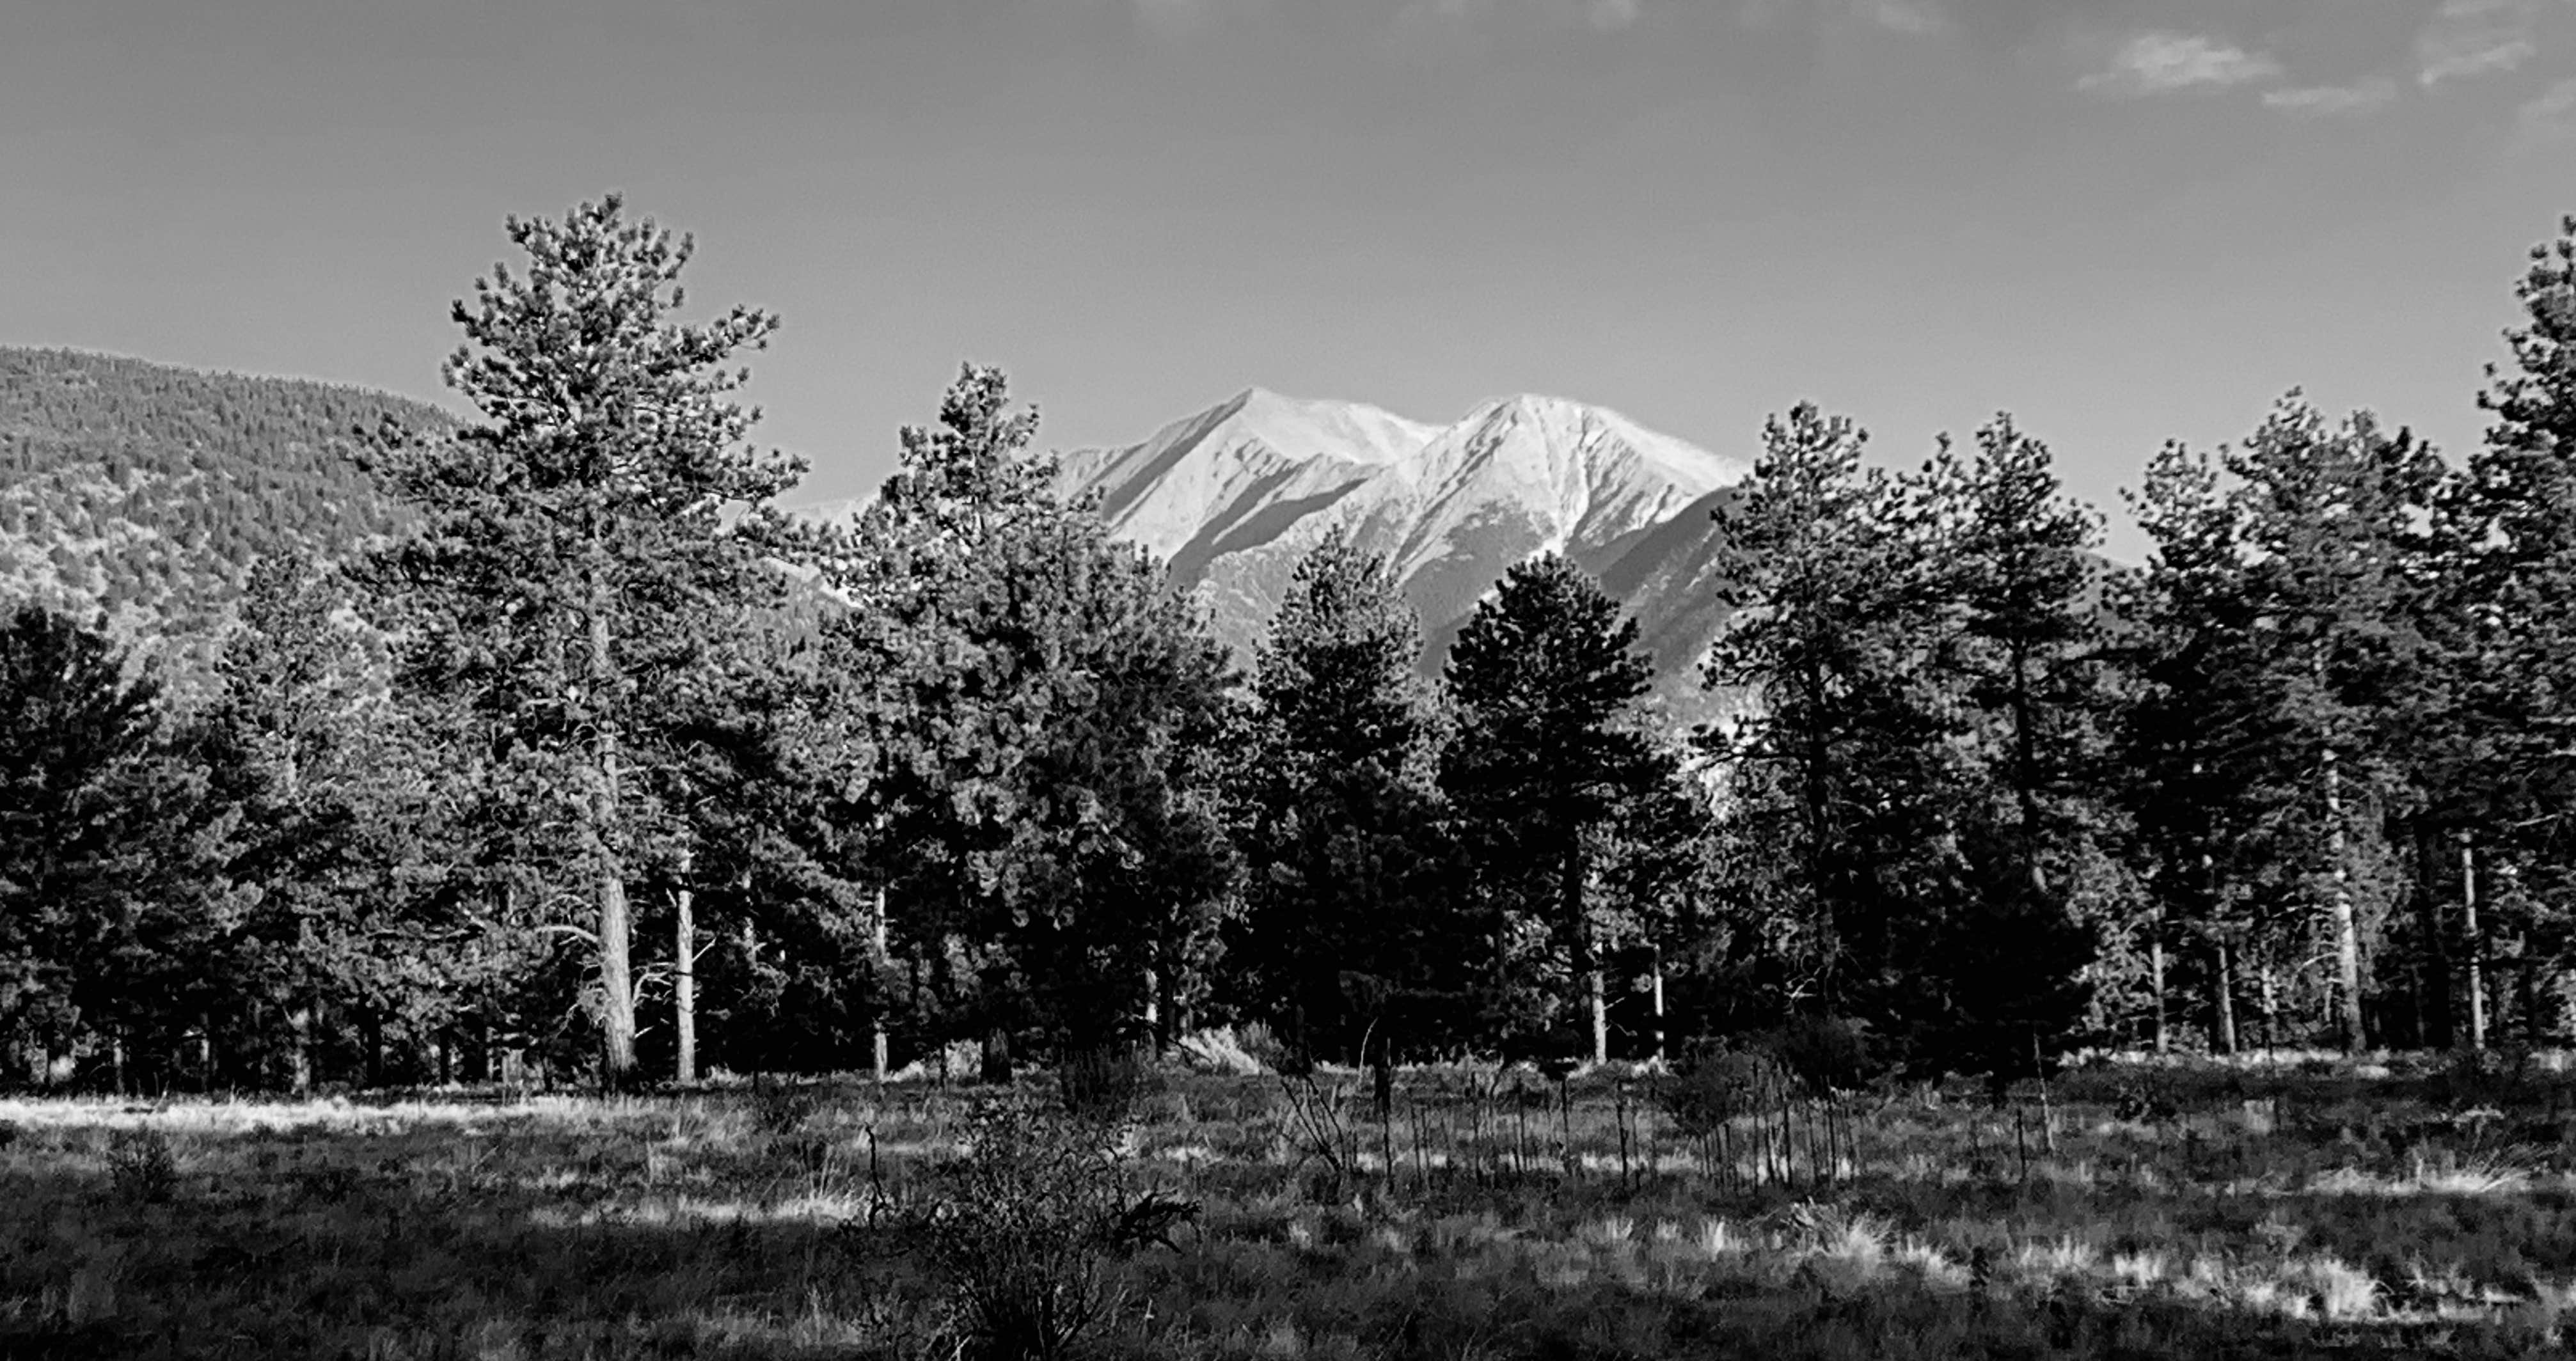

{"left": 288, "top": 1004, "right": 315, "bottom": 1095}
{"left": 586, "top": 551, "right": 637, "bottom": 1084}
{"left": 2323, "top": 748, "right": 2366, "bottom": 1053}
{"left": 2211, "top": 939, "right": 2238, "bottom": 1055}
{"left": 2517, "top": 936, "right": 2541, "bottom": 1050}
{"left": 1588, "top": 954, "right": 1608, "bottom": 1067}
{"left": 2257, "top": 959, "right": 2278, "bottom": 1056}
{"left": 2149, "top": 923, "right": 2169, "bottom": 1055}
{"left": 871, "top": 885, "right": 890, "bottom": 1083}
{"left": 2461, "top": 837, "right": 2486, "bottom": 1052}
{"left": 1650, "top": 943, "right": 1668, "bottom": 1066}
{"left": 1564, "top": 830, "right": 1604, "bottom": 1066}
{"left": 675, "top": 871, "right": 697, "bottom": 1086}
{"left": 2413, "top": 828, "right": 2454, "bottom": 1050}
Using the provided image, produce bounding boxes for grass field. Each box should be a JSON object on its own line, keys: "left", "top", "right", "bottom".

{"left": 3, "top": 1050, "right": 2573, "bottom": 1359}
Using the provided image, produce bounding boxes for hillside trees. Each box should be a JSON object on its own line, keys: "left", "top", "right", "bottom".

{"left": 1228, "top": 528, "right": 1464, "bottom": 1065}
{"left": 365, "top": 194, "right": 806, "bottom": 1083}
{"left": 1441, "top": 553, "right": 1662, "bottom": 1066}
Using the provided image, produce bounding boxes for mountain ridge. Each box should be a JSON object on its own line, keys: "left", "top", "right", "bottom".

{"left": 1046, "top": 386, "right": 1755, "bottom": 726}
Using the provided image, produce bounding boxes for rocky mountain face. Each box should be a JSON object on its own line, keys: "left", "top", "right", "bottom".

{"left": 1052, "top": 387, "right": 1755, "bottom": 725}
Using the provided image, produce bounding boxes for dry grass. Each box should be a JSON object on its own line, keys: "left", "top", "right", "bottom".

{"left": 2, "top": 1051, "right": 2572, "bottom": 1358}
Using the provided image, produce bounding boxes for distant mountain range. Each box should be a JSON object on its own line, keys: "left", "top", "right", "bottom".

{"left": 1047, "top": 387, "right": 1755, "bottom": 723}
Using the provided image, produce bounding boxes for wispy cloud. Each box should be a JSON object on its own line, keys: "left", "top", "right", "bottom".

{"left": 1126, "top": 0, "right": 1265, "bottom": 40}
{"left": 1396, "top": 0, "right": 1645, "bottom": 32}
{"left": 2415, "top": 0, "right": 2541, "bottom": 86}
{"left": 1736, "top": 0, "right": 1943, "bottom": 35}
{"left": 2520, "top": 76, "right": 2576, "bottom": 143}
{"left": 1862, "top": 0, "right": 1941, "bottom": 35}
{"left": 2079, "top": 32, "right": 2281, "bottom": 98}
{"left": 2262, "top": 77, "right": 2400, "bottom": 119}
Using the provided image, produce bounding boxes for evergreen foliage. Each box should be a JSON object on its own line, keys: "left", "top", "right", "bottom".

{"left": 1442, "top": 553, "right": 1663, "bottom": 1065}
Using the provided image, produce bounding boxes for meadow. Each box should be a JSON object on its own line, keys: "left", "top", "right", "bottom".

{"left": 3, "top": 1046, "right": 2573, "bottom": 1360}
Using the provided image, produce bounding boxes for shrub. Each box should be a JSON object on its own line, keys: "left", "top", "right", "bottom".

{"left": 1763, "top": 1016, "right": 1885, "bottom": 1096}
{"left": 104, "top": 1127, "right": 177, "bottom": 1204}
{"left": 1654, "top": 1044, "right": 1785, "bottom": 1140}
{"left": 1235, "top": 1021, "right": 1289, "bottom": 1073}
{"left": 1057, "top": 1042, "right": 1160, "bottom": 1124}
{"left": 1174, "top": 1027, "right": 1268, "bottom": 1077}
{"left": 911, "top": 1097, "right": 1197, "bottom": 1361}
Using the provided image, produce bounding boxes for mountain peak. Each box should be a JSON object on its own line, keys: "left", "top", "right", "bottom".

{"left": 1055, "top": 384, "right": 1753, "bottom": 728}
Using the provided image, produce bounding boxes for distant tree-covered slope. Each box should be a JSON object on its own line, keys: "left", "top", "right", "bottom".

{"left": 0, "top": 347, "right": 452, "bottom": 683}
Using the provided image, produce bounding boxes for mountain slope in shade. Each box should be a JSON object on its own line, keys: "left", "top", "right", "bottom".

{"left": 1052, "top": 388, "right": 1755, "bottom": 721}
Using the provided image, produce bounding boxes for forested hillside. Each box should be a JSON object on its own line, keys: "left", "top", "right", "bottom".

{"left": 0, "top": 348, "right": 448, "bottom": 687}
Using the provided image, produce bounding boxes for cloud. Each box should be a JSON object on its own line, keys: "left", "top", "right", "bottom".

{"left": 2520, "top": 76, "right": 2576, "bottom": 142}
{"left": 2415, "top": 0, "right": 2541, "bottom": 86}
{"left": 1734, "top": 0, "right": 1943, "bottom": 35}
{"left": 2261, "top": 77, "right": 2400, "bottom": 118}
{"left": 2078, "top": 32, "right": 2282, "bottom": 98}
{"left": 1865, "top": 0, "right": 1943, "bottom": 35}
{"left": 1125, "top": 0, "right": 1264, "bottom": 40}
{"left": 1396, "top": 0, "right": 1645, "bottom": 31}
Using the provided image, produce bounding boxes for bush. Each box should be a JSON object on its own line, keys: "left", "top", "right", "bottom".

{"left": 105, "top": 1127, "right": 177, "bottom": 1204}
{"left": 1174, "top": 1027, "right": 1268, "bottom": 1077}
{"left": 1654, "top": 1044, "right": 1787, "bottom": 1140}
{"left": 912, "top": 1097, "right": 1196, "bottom": 1361}
{"left": 1057, "top": 1042, "right": 1161, "bottom": 1124}
{"left": 1764, "top": 1016, "right": 1886, "bottom": 1096}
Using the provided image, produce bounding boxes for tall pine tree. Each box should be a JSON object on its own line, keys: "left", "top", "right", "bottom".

{"left": 1442, "top": 553, "right": 1658, "bottom": 1065}
{"left": 368, "top": 194, "right": 803, "bottom": 1082}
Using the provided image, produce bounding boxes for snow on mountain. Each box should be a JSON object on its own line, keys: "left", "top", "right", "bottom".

{"left": 1053, "top": 388, "right": 1754, "bottom": 714}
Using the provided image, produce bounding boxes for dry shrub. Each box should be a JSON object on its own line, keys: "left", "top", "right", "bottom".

{"left": 1057, "top": 1042, "right": 1161, "bottom": 1124}
{"left": 1175, "top": 1027, "right": 1269, "bottom": 1077}
{"left": 104, "top": 1127, "right": 177, "bottom": 1204}
{"left": 911, "top": 1097, "right": 1196, "bottom": 1361}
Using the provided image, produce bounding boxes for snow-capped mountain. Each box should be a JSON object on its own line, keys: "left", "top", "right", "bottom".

{"left": 1052, "top": 387, "right": 1755, "bottom": 719}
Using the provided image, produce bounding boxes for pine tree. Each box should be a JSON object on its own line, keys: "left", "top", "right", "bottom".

{"left": 0, "top": 606, "right": 200, "bottom": 1085}
{"left": 2224, "top": 397, "right": 2442, "bottom": 1053}
{"left": 367, "top": 194, "right": 803, "bottom": 1083}
{"left": 1231, "top": 528, "right": 1460, "bottom": 1064}
{"left": 1442, "top": 552, "right": 1658, "bottom": 1065}
{"left": 827, "top": 366, "right": 1239, "bottom": 1073}
{"left": 1703, "top": 405, "right": 1954, "bottom": 1034}
{"left": 2436, "top": 215, "right": 2576, "bottom": 1042}
{"left": 1909, "top": 414, "right": 2110, "bottom": 1080}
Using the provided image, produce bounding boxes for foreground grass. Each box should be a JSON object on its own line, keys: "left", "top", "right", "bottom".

{"left": 2, "top": 1053, "right": 2572, "bottom": 1359}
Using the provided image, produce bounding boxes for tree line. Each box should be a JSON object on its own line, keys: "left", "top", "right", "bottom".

{"left": 4, "top": 196, "right": 2573, "bottom": 1095}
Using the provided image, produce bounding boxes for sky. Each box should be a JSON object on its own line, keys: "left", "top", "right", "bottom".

{"left": 4, "top": 0, "right": 2574, "bottom": 558}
